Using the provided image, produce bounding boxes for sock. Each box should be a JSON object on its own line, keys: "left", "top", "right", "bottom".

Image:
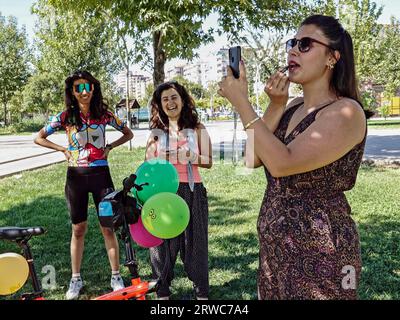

{"left": 72, "top": 273, "right": 81, "bottom": 279}
{"left": 111, "top": 270, "right": 120, "bottom": 277}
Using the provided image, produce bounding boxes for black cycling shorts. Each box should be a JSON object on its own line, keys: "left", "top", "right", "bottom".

{"left": 65, "top": 166, "right": 114, "bottom": 225}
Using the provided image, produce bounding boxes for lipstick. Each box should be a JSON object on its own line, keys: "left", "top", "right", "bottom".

{"left": 279, "top": 66, "right": 289, "bottom": 73}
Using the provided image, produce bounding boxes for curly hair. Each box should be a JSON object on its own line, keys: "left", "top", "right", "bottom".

{"left": 64, "top": 70, "right": 109, "bottom": 127}
{"left": 150, "top": 81, "right": 200, "bottom": 131}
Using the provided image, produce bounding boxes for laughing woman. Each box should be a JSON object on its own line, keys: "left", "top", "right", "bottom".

{"left": 145, "top": 81, "right": 212, "bottom": 300}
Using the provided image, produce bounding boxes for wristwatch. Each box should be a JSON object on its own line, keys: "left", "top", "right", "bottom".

{"left": 105, "top": 144, "right": 113, "bottom": 150}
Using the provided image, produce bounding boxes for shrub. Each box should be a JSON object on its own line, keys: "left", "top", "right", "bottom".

{"left": 9, "top": 115, "right": 47, "bottom": 133}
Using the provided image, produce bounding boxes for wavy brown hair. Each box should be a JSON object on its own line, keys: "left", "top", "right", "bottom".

{"left": 150, "top": 81, "right": 200, "bottom": 131}
{"left": 64, "top": 70, "right": 109, "bottom": 127}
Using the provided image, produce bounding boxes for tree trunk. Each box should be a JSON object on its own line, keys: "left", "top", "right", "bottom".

{"left": 153, "top": 31, "right": 166, "bottom": 88}
{"left": 3, "top": 101, "right": 7, "bottom": 126}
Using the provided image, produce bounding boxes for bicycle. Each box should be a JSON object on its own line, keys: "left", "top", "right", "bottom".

{"left": 0, "top": 174, "right": 159, "bottom": 300}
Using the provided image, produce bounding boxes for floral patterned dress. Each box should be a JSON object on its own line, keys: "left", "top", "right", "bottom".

{"left": 258, "top": 102, "right": 366, "bottom": 300}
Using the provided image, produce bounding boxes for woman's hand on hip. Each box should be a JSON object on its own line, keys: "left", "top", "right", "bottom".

{"left": 62, "top": 149, "right": 72, "bottom": 161}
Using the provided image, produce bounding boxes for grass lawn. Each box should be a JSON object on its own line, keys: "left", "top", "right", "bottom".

{"left": 0, "top": 148, "right": 399, "bottom": 300}
{"left": 368, "top": 120, "right": 400, "bottom": 130}
{"left": 0, "top": 130, "right": 33, "bottom": 136}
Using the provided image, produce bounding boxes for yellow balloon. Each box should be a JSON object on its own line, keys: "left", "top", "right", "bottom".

{"left": 0, "top": 253, "right": 29, "bottom": 295}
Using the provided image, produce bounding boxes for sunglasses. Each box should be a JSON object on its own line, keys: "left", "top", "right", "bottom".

{"left": 74, "top": 83, "right": 92, "bottom": 93}
{"left": 285, "top": 37, "right": 336, "bottom": 53}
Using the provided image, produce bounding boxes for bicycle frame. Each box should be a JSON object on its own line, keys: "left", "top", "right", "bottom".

{"left": 1, "top": 175, "right": 158, "bottom": 300}
{"left": 94, "top": 199, "right": 159, "bottom": 300}
{"left": 18, "top": 237, "right": 45, "bottom": 300}
{"left": 0, "top": 227, "right": 46, "bottom": 300}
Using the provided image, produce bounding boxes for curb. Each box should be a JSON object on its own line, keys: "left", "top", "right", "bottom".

{"left": 362, "top": 159, "right": 400, "bottom": 168}
{"left": 0, "top": 158, "right": 65, "bottom": 179}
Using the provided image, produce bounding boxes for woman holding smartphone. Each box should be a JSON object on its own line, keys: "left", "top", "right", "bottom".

{"left": 219, "top": 15, "right": 373, "bottom": 299}
{"left": 145, "top": 80, "right": 212, "bottom": 300}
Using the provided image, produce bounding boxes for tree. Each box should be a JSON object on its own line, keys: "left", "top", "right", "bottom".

{"left": 338, "top": 0, "right": 384, "bottom": 83}
{"left": 22, "top": 71, "right": 63, "bottom": 117}
{"left": 47, "top": 0, "right": 326, "bottom": 88}
{"left": 47, "top": 0, "right": 214, "bottom": 87}
{"left": 139, "top": 83, "right": 155, "bottom": 108}
{"left": 337, "top": 1, "right": 400, "bottom": 110}
{"left": 0, "top": 14, "right": 31, "bottom": 125}
{"left": 226, "top": 0, "right": 337, "bottom": 110}
{"left": 374, "top": 17, "right": 400, "bottom": 99}
{"left": 24, "top": 0, "right": 123, "bottom": 117}
{"left": 171, "top": 76, "right": 205, "bottom": 100}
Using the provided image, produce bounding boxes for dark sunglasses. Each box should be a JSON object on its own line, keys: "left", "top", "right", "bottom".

{"left": 74, "top": 82, "right": 91, "bottom": 93}
{"left": 286, "top": 37, "right": 336, "bottom": 53}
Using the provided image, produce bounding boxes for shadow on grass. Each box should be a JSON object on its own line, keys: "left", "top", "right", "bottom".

{"left": 0, "top": 196, "right": 71, "bottom": 299}
{"left": 208, "top": 231, "right": 259, "bottom": 300}
{"left": 0, "top": 195, "right": 155, "bottom": 300}
{"left": 357, "top": 218, "right": 400, "bottom": 300}
{"left": 162, "top": 231, "right": 259, "bottom": 301}
{"left": 2, "top": 193, "right": 398, "bottom": 300}
{"left": 207, "top": 194, "right": 256, "bottom": 226}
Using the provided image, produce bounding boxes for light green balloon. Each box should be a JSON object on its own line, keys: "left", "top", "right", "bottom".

{"left": 142, "top": 192, "right": 190, "bottom": 239}
{"left": 133, "top": 159, "right": 179, "bottom": 205}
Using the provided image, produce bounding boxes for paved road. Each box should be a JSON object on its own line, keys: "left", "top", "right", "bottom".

{"left": 0, "top": 121, "right": 399, "bottom": 178}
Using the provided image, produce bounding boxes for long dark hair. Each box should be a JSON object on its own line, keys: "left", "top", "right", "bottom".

{"left": 64, "top": 70, "right": 109, "bottom": 127}
{"left": 150, "top": 81, "right": 200, "bottom": 131}
{"left": 301, "top": 15, "right": 374, "bottom": 118}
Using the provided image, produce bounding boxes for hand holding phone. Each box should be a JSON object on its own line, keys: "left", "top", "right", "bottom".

{"left": 228, "top": 46, "right": 241, "bottom": 79}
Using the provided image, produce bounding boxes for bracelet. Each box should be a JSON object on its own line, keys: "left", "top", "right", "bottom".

{"left": 244, "top": 116, "right": 261, "bottom": 130}
{"left": 105, "top": 144, "right": 113, "bottom": 150}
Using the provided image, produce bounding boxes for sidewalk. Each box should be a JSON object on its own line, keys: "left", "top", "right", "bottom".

{"left": 0, "top": 129, "right": 149, "bottom": 178}
{"left": 0, "top": 125, "right": 399, "bottom": 178}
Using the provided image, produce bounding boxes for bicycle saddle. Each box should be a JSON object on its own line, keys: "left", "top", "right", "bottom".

{"left": 0, "top": 227, "right": 46, "bottom": 241}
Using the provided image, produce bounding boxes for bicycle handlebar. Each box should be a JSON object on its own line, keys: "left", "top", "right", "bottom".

{"left": 122, "top": 174, "right": 149, "bottom": 193}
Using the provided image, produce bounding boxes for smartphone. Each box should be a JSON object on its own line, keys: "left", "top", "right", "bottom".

{"left": 228, "top": 46, "right": 241, "bottom": 79}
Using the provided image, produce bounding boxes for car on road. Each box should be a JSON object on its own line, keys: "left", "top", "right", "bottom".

{"left": 135, "top": 108, "right": 150, "bottom": 122}
{"left": 130, "top": 108, "right": 150, "bottom": 128}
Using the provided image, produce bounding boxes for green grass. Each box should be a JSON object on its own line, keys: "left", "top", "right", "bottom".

{"left": 0, "top": 149, "right": 399, "bottom": 300}
{"left": 368, "top": 120, "right": 400, "bottom": 129}
{"left": 0, "top": 129, "right": 33, "bottom": 136}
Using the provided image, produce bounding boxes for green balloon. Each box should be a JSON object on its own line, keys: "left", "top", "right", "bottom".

{"left": 133, "top": 159, "right": 179, "bottom": 204}
{"left": 142, "top": 192, "right": 190, "bottom": 239}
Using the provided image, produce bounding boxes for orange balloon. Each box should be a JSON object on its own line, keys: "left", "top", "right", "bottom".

{"left": 0, "top": 253, "right": 29, "bottom": 295}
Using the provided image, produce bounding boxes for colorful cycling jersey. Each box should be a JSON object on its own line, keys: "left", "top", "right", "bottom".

{"left": 44, "top": 110, "right": 126, "bottom": 167}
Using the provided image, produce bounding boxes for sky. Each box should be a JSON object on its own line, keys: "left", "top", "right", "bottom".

{"left": 1, "top": 0, "right": 399, "bottom": 75}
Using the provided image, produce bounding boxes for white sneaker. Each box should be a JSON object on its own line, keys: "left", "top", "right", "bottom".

{"left": 65, "top": 277, "right": 83, "bottom": 300}
{"left": 110, "top": 275, "right": 125, "bottom": 291}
